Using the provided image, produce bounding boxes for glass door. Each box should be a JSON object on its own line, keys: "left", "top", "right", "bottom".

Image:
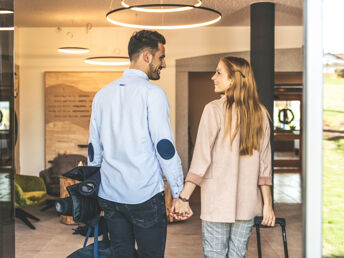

{"left": 274, "top": 87, "right": 303, "bottom": 174}
{"left": 0, "top": 1, "right": 15, "bottom": 256}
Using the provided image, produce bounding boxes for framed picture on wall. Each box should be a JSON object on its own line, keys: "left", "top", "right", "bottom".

{"left": 44, "top": 71, "right": 123, "bottom": 168}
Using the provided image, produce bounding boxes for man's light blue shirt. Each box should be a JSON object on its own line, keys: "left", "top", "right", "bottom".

{"left": 88, "top": 69, "right": 184, "bottom": 204}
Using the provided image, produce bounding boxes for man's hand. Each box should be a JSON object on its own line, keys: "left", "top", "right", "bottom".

{"left": 170, "top": 198, "right": 193, "bottom": 220}
{"left": 261, "top": 204, "right": 275, "bottom": 227}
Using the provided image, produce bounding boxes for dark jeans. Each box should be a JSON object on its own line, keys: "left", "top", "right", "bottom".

{"left": 98, "top": 192, "right": 167, "bottom": 258}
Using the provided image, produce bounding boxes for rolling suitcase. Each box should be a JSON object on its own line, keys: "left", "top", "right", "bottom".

{"left": 254, "top": 216, "right": 289, "bottom": 258}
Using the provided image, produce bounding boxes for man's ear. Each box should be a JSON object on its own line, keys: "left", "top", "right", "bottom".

{"left": 143, "top": 50, "right": 152, "bottom": 63}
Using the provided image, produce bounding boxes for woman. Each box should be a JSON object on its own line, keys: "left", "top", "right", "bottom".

{"left": 172, "top": 56, "right": 275, "bottom": 257}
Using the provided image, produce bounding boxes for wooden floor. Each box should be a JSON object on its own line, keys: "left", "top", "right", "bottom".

{"left": 16, "top": 174, "right": 302, "bottom": 258}
{"left": 167, "top": 203, "right": 302, "bottom": 258}
{"left": 15, "top": 203, "right": 302, "bottom": 258}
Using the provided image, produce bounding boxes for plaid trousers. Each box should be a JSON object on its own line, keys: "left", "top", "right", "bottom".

{"left": 202, "top": 219, "right": 254, "bottom": 258}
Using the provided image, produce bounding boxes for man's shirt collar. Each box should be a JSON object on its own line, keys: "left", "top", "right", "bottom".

{"left": 123, "top": 69, "right": 149, "bottom": 81}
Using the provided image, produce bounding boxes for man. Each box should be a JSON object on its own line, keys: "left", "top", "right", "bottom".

{"left": 88, "top": 30, "right": 187, "bottom": 258}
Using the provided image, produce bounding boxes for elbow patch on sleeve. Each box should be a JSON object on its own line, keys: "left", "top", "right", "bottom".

{"left": 157, "top": 139, "right": 175, "bottom": 160}
{"left": 88, "top": 143, "right": 94, "bottom": 162}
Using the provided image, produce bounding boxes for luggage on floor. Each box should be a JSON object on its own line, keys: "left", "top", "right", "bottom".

{"left": 67, "top": 216, "right": 111, "bottom": 258}
{"left": 254, "top": 216, "right": 289, "bottom": 258}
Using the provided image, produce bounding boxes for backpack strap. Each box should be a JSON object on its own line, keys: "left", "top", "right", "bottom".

{"left": 83, "top": 226, "right": 93, "bottom": 248}
{"left": 102, "top": 224, "right": 109, "bottom": 242}
{"left": 82, "top": 216, "right": 102, "bottom": 258}
{"left": 93, "top": 223, "right": 99, "bottom": 258}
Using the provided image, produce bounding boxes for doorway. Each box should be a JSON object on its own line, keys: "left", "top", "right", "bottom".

{"left": 188, "top": 72, "right": 218, "bottom": 166}
{"left": 187, "top": 72, "right": 218, "bottom": 203}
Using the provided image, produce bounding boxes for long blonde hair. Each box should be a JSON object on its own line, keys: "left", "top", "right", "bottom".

{"left": 221, "top": 56, "right": 269, "bottom": 156}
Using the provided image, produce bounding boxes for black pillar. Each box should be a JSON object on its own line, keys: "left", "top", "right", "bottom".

{"left": 250, "top": 2, "right": 275, "bottom": 116}
{"left": 0, "top": 0, "right": 15, "bottom": 257}
{"left": 250, "top": 2, "right": 275, "bottom": 201}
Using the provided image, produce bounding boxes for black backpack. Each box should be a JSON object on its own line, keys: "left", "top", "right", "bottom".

{"left": 55, "top": 166, "right": 112, "bottom": 258}
{"left": 67, "top": 216, "right": 112, "bottom": 258}
{"left": 56, "top": 166, "right": 101, "bottom": 223}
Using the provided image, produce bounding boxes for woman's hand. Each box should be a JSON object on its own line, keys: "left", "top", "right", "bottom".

{"left": 170, "top": 181, "right": 196, "bottom": 220}
{"left": 171, "top": 198, "right": 193, "bottom": 220}
{"left": 262, "top": 204, "right": 275, "bottom": 227}
{"left": 260, "top": 185, "right": 275, "bottom": 226}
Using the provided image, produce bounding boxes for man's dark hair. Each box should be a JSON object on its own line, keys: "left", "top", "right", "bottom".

{"left": 128, "top": 30, "right": 166, "bottom": 61}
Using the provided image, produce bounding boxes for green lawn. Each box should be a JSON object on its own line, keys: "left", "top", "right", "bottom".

{"left": 324, "top": 110, "right": 344, "bottom": 129}
{"left": 324, "top": 76, "right": 344, "bottom": 112}
{"left": 323, "top": 76, "right": 344, "bottom": 257}
{"left": 323, "top": 140, "right": 344, "bottom": 256}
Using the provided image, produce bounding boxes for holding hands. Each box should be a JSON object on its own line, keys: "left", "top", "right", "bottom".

{"left": 170, "top": 197, "right": 193, "bottom": 220}
{"left": 170, "top": 182, "right": 196, "bottom": 221}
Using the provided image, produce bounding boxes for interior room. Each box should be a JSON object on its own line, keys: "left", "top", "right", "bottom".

{"left": 0, "top": 0, "right": 307, "bottom": 257}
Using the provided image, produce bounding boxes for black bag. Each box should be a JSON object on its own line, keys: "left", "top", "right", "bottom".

{"left": 67, "top": 183, "right": 100, "bottom": 223}
{"left": 60, "top": 167, "right": 111, "bottom": 258}
{"left": 56, "top": 166, "right": 101, "bottom": 224}
{"left": 63, "top": 166, "right": 100, "bottom": 182}
{"left": 67, "top": 216, "right": 112, "bottom": 258}
{"left": 78, "top": 171, "right": 101, "bottom": 198}
{"left": 72, "top": 218, "right": 108, "bottom": 237}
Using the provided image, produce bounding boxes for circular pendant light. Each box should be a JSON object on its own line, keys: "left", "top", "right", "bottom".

{"left": 0, "top": 9, "right": 13, "bottom": 14}
{"left": 58, "top": 47, "right": 90, "bottom": 54}
{"left": 84, "top": 56, "right": 130, "bottom": 66}
{"left": 121, "top": 0, "right": 202, "bottom": 13}
{"left": 106, "top": 4, "right": 222, "bottom": 30}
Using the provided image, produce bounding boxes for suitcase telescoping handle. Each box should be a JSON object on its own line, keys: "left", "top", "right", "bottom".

{"left": 254, "top": 216, "right": 286, "bottom": 226}
{"left": 254, "top": 216, "right": 289, "bottom": 258}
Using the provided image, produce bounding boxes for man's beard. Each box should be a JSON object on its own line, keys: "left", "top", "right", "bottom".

{"left": 148, "top": 63, "right": 161, "bottom": 80}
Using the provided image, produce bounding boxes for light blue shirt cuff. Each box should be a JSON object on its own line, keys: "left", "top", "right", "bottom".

{"left": 170, "top": 181, "right": 184, "bottom": 199}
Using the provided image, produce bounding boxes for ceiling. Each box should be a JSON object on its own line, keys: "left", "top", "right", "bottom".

{"left": 14, "top": 0, "right": 303, "bottom": 27}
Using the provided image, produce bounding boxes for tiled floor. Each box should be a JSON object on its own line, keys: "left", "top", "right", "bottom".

{"left": 15, "top": 203, "right": 302, "bottom": 258}
{"left": 274, "top": 173, "right": 302, "bottom": 203}
{"left": 15, "top": 173, "right": 302, "bottom": 258}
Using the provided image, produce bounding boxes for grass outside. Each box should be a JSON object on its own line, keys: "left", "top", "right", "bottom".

{"left": 322, "top": 75, "right": 344, "bottom": 257}
{"left": 324, "top": 79, "right": 344, "bottom": 112}
{"left": 323, "top": 140, "right": 344, "bottom": 256}
{"left": 324, "top": 110, "right": 344, "bottom": 129}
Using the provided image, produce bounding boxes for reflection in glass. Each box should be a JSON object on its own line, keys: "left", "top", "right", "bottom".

{"left": 0, "top": 1, "right": 15, "bottom": 256}
{"left": 0, "top": 101, "right": 10, "bottom": 131}
{"left": 0, "top": 173, "right": 11, "bottom": 202}
{"left": 274, "top": 139, "right": 300, "bottom": 159}
{"left": 0, "top": 101, "right": 11, "bottom": 167}
{"left": 274, "top": 137, "right": 301, "bottom": 173}
{"left": 274, "top": 100, "right": 301, "bottom": 133}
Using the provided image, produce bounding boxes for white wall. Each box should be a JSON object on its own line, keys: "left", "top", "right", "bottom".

{"left": 15, "top": 26, "right": 303, "bottom": 175}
